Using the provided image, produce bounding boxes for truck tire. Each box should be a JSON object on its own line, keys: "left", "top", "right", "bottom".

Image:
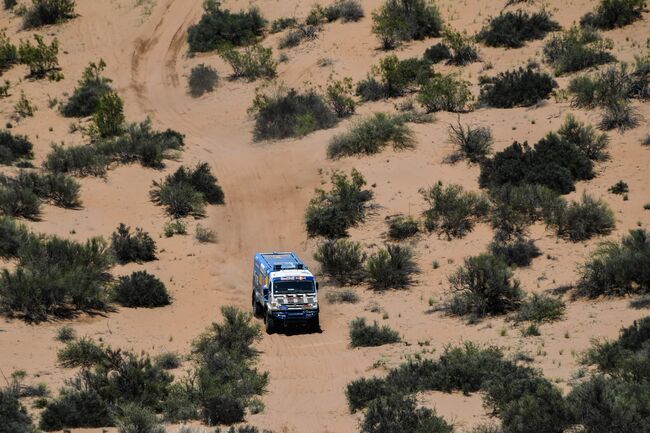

{"left": 311, "top": 313, "right": 320, "bottom": 332}
{"left": 252, "top": 293, "right": 263, "bottom": 317}
{"left": 265, "top": 311, "right": 275, "bottom": 334}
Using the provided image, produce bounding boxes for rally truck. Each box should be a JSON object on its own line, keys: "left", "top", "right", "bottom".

{"left": 252, "top": 252, "right": 319, "bottom": 334}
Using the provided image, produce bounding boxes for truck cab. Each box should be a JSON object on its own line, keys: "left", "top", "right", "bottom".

{"left": 252, "top": 252, "right": 319, "bottom": 334}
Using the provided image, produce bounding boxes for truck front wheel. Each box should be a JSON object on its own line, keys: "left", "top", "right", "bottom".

{"left": 265, "top": 311, "right": 275, "bottom": 334}
{"left": 252, "top": 293, "right": 263, "bottom": 317}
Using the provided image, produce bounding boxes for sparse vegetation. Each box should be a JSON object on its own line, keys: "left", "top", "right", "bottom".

{"left": 187, "top": 1, "right": 266, "bottom": 53}
{"left": 0, "top": 382, "right": 36, "bottom": 433}
{"left": 349, "top": 317, "right": 401, "bottom": 347}
{"left": 219, "top": 45, "right": 277, "bottom": 80}
{"left": 387, "top": 215, "right": 419, "bottom": 240}
{"left": 447, "top": 120, "right": 493, "bottom": 164}
{"left": 323, "top": 0, "right": 364, "bottom": 22}
{"left": 0, "top": 171, "right": 81, "bottom": 218}
{"left": 154, "top": 351, "right": 181, "bottom": 370}
{"left": 188, "top": 64, "right": 218, "bottom": 97}
{"left": 514, "top": 294, "right": 565, "bottom": 322}
{"left": 55, "top": 324, "right": 76, "bottom": 342}
{"left": 150, "top": 162, "right": 224, "bottom": 218}
{"left": 0, "top": 130, "right": 33, "bottom": 165}
{"left": 551, "top": 193, "right": 615, "bottom": 241}
{"left": 0, "top": 29, "right": 18, "bottom": 74}
{"left": 314, "top": 239, "right": 366, "bottom": 284}
{"left": 580, "top": 0, "right": 647, "bottom": 30}
{"left": 18, "top": 34, "right": 59, "bottom": 78}
{"left": 598, "top": 99, "right": 640, "bottom": 131}
{"left": 479, "top": 66, "right": 556, "bottom": 108}
{"left": 557, "top": 114, "right": 609, "bottom": 161}
{"left": 115, "top": 404, "right": 165, "bottom": 433}
{"left": 278, "top": 24, "right": 318, "bottom": 49}
{"left": 438, "top": 28, "right": 479, "bottom": 65}
{"left": 61, "top": 59, "right": 112, "bottom": 117}
{"left": 305, "top": 169, "right": 373, "bottom": 238}
{"left": 371, "top": 0, "right": 443, "bottom": 49}
{"left": 577, "top": 229, "right": 650, "bottom": 297}
{"left": 93, "top": 91, "right": 124, "bottom": 138}
{"left": 23, "top": 0, "right": 76, "bottom": 29}
{"left": 489, "top": 236, "right": 541, "bottom": 267}
{"left": 249, "top": 87, "right": 338, "bottom": 140}
{"left": 543, "top": 26, "right": 615, "bottom": 75}
{"left": 325, "top": 77, "right": 355, "bottom": 118}
{"left": 417, "top": 73, "right": 472, "bottom": 112}
{"left": 609, "top": 180, "right": 629, "bottom": 195}
{"left": 326, "top": 289, "right": 359, "bottom": 303}
{"left": 365, "top": 244, "right": 418, "bottom": 290}
{"left": 448, "top": 253, "right": 523, "bottom": 318}
{"left": 423, "top": 42, "right": 451, "bottom": 64}
{"left": 270, "top": 17, "right": 296, "bottom": 33}
{"left": 421, "top": 181, "right": 490, "bottom": 240}
{"left": 477, "top": 10, "right": 561, "bottom": 48}
{"left": 328, "top": 113, "right": 415, "bottom": 159}
{"left": 195, "top": 224, "right": 216, "bottom": 243}
{"left": 14, "top": 91, "right": 36, "bottom": 119}
{"left": 111, "top": 223, "right": 156, "bottom": 264}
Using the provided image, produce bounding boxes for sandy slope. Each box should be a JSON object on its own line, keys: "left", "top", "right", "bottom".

{"left": 0, "top": 0, "right": 649, "bottom": 432}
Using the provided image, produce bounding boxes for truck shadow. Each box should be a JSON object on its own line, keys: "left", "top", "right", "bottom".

{"left": 271, "top": 326, "right": 323, "bottom": 336}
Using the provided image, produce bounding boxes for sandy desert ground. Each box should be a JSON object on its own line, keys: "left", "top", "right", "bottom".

{"left": 0, "top": 0, "right": 649, "bottom": 432}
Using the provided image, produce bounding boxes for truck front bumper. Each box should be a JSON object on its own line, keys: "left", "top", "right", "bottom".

{"left": 270, "top": 308, "right": 319, "bottom": 325}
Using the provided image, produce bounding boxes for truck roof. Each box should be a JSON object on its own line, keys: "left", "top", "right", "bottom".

{"left": 255, "top": 252, "right": 308, "bottom": 272}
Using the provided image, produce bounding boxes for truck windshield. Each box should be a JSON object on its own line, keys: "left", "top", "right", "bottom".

{"left": 273, "top": 280, "right": 315, "bottom": 295}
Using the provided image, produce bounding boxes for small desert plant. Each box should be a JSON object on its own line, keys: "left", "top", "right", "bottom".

{"left": 514, "top": 294, "right": 565, "bottom": 322}
{"left": 361, "top": 394, "right": 452, "bottom": 433}
{"left": 543, "top": 26, "right": 615, "bottom": 75}
{"left": 39, "top": 388, "right": 113, "bottom": 430}
{"left": 577, "top": 229, "right": 650, "bottom": 297}
{"left": 0, "top": 130, "right": 33, "bottom": 165}
{"left": 188, "top": 64, "right": 218, "bottom": 97}
{"left": 421, "top": 181, "right": 490, "bottom": 240}
{"left": 325, "top": 77, "right": 355, "bottom": 118}
{"left": 327, "top": 113, "right": 415, "bottom": 159}
{"left": 57, "top": 337, "right": 107, "bottom": 368}
{"left": 356, "top": 75, "right": 386, "bottom": 101}
{"left": 113, "top": 271, "right": 171, "bottom": 308}
{"left": 314, "top": 238, "right": 366, "bottom": 284}
{"left": 365, "top": 244, "right": 418, "bottom": 290}
{"left": 278, "top": 24, "right": 319, "bottom": 48}
{"left": 61, "top": 59, "right": 112, "bottom": 117}
{"left": 371, "top": 0, "right": 443, "bottom": 49}
{"left": 270, "top": 17, "right": 297, "bottom": 33}
{"left": 325, "top": 0, "right": 364, "bottom": 22}
{"left": 349, "top": 317, "right": 401, "bottom": 347}
{"left": 598, "top": 99, "right": 640, "bottom": 131}
{"left": 153, "top": 351, "right": 181, "bottom": 370}
{"left": 489, "top": 236, "right": 541, "bottom": 267}
{"left": 116, "top": 403, "right": 165, "bottom": 433}
{"left": 3, "top": 0, "right": 17, "bottom": 10}
{"left": 479, "top": 66, "right": 556, "bottom": 108}
{"left": 18, "top": 34, "right": 59, "bottom": 78}
{"left": 111, "top": 223, "right": 156, "bottom": 264}
{"left": 93, "top": 91, "right": 124, "bottom": 138}
{"left": 448, "top": 253, "right": 523, "bottom": 318}
{"left": 557, "top": 114, "right": 609, "bottom": 161}
{"left": 326, "top": 289, "right": 359, "bottom": 303}
{"left": 305, "top": 169, "right": 373, "bottom": 238}
{"left": 423, "top": 42, "right": 451, "bottom": 63}
{"left": 608, "top": 180, "right": 629, "bottom": 195}
{"left": 417, "top": 73, "right": 472, "bottom": 112}
{"left": 0, "top": 29, "right": 18, "bottom": 73}
{"left": 187, "top": 2, "right": 266, "bottom": 52}
{"left": 477, "top": 10, "right": 561, "bottom": 48}
{"left": 220, "top": 45, "right": 276, "bottom": 80}
{"left": 447, "top": 119, "right": 493, "bottom": 164}
{"left": 23, "top": 0, "right": 76, "bottom": 29}
{"left": 580, "top": 0, "right": 647, "bottom": 29}
{"left": 552, "top": 193, "right": 615, "bottom": 241}
{"left": 163, "top": 219, "right": 186, "bottom": 237}
{"left": 150, "top": 162, "right": 224, "bottom": 218}
{"left": 55, "top": 324, "right": 76, "bottom": 342}
{"left": 195, "top": 224, "right": 216, "bottom": 243}
{"left": 370, "top": 55, "right": 433, "bottom": 98}
{"left": 521, "top": 323, "right": 540, "bottom": 336}
{"left": 13, "top": 91, "right": 36, "bottom": 118}
{"left": 387, "top": 215, "right": 419, "bottom": 240}
{"left": 0, "top": 385, "right": 37, "bottom": 433}
{"left": 250, "top": 87, "right": 338, "bottom": 140}
{"left": 43, "top": 143, "right": 107, "bottom": 176}
{"left": 441, "top": 27, "right": 479, "bottom": 65}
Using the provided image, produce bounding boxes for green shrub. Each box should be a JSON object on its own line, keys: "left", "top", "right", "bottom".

{"left": 499, "top": 383, "right": 571, "bottom": 433}
{"left": 39, "top": 389, "right": 113, "bottom": 430}
{"left": 43, "top": 143, "right": 107, "bottom": 176}
{"left": 3, "top": 0, "right": 16, "bottom": 8}
{"left": 163, "top": 219, "right": 186, "bottom": 237}
{"left": 479, "top": 66, "right": 556, "bottom": 108}
{"left": 361, "top": 393, "right": 452, "bottom": 433}
{"left": 116, "top": 403, "right": 165, "bottom": 433}
{"left": 371, "top": 55, "right": 434, "bottom": 98}
{"left": 111, "top": 223, "right": 156, "bottom": 264}
{"left": 113, "top": 271, "right": 170, "bottom": 308}
{"left": 0, "top": 182, "right": 40, "bottom": 219}
{"left": 477, "top": 10, "right": 561, "bottom": 48}
{"left": 55, "top": 324, "right": 76, "bottom": 342}
{"left": 325, "top": 77, "right": 355, "bottom": 118}
{"left": 314, "top": 238, "right": 366, "bottom": 284}
{"left": 192, "top": 306, "right": 268, "bottom": 425}
{"left": 489, "top": 236, "right": 541, "bottom": 267}
{"left": 23, "top": 0, "right": 76, "bottom": 29}
{"left": 599, "top": 99, "right": 640, "bottom": 131}
{"left": 421, "top": 181, "right": 490, "bottom": 240}
{"left": 557, "top": 114, "right": 608, "bottom": 161}
{"left": 423, "top": 42, "right": 450, "bottom": 63}
{"left": 0, "top": 216, "right": 31, "bottom": 259}
{"left": 270, "top": 17, "right": 296, "bottom": 33}
{"left": 447, "top": 120, "right": 493, "bottom": 164}
{"left": 57, "top": 337, "right": 107, "bottom": 368}
{"left": 187, "top": 2, "right": 266, "bottom": 53}
{"left": 325, "top": 0, "right": 364, "bottom": 22}
{"left": 609, "top": 180, "right": 629, "bottom": 195}
{"left": 387, "top": 215, "right": 419, "bottom": 240}
{"left": 356, "top": 75, "right": 386, "bottom": 101}
{"left": 543, "top": 26, "right": 615, "bottom": 75}
{"left": 0, "top": 386, "right": 35, "bottom": 433}
{"left": 417, "top": 73, "right": 472, "bottom": 112}
{"left": 188, "top": 64, "right": 218, "bottom": 97}
{"left": 93, "top": 91, "right": 124, "bottom": 138}
{"left": 220, "top": 45, "right": 276, "bottom": 80}
{"left": 18, "top": 34, "right": 59, "bottom": 78}
{"left": 325, "top": 289, "right": 359, "bottom": 303}
{"left": 305, "top": 169, "right": 372, "bottom": 238}
{"left": 514, "top": 294, "right": 565, "bottom": 322}
{"left": 577, "top": 229, "right": 650, "bottom": 297}
{"left": 278, "top": 24, "right": 318, "bottom": 49}
{"left": 365, "top": 244, "right": 418, "bottom": 290}
{"left": 195, "top": 224, "right": 216, "bottom": 243}
{"left": 552, "top": 193, "right": 615, "bottom": 241}
{"left": 568, "top": 64, "right": 644, "bottom": 109}
{"left": 349, "top": 317, "right": 401, "bottom": 347}
{"left": 0, "top": 30, "right": 18, "bottom": 74}
{"left": 448, "top": 253, "right": 523, "bottom": 318}
{"left": 327, "top": 113, "right": 414, "bottom": 159}
{"left": 440, "top": 28, "right": 479, "bottom": 65}
{"left": 61, "top": 59, "right": 112, "bottom": 117}
{"left": 0, "top": 131, "right": 33, "bottom": 165}
{"left": 250, "top": 87, "right": 338, "bottom": 140}
{"left": 580, "top": 0, "right": 647, "bottom": 29}
{"left": 154, "top": 351, "right": 181, "bottom": 370}
{"left": 0, "top": 171, "right": 81, "bottom": 216}
{"left": 371, "top": 0, "right": 443, "bottom": 49}
{"left": 150, "top": 162, "right": 224, "bottom": 218}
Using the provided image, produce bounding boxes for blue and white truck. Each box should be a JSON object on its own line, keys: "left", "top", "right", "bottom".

{"left": 252, "top": 252, "right": 319, "bottom": 333}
